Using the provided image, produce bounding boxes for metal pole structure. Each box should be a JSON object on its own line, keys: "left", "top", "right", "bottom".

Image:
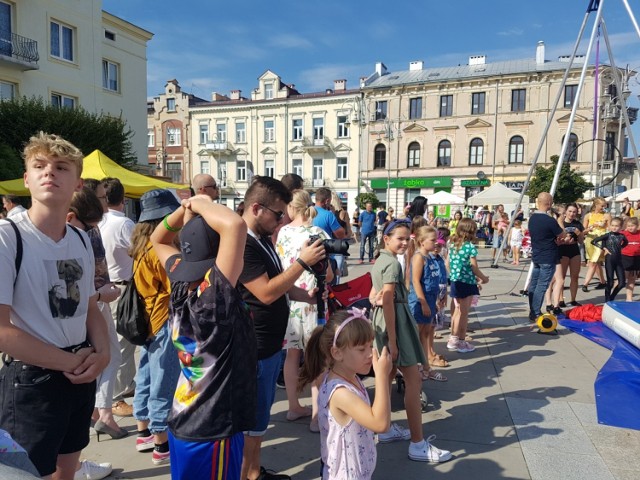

{"left": 622, "top": 0, "right": 640, "bottom": 40}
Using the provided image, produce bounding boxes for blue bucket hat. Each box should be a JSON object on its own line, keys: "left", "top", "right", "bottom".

{"left": 138, "top": 189, "right": 180, "bottom": 223}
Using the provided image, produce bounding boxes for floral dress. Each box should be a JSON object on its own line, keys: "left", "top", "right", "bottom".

{"left": 276, "top": 224, "right": 328, "bottom": 349}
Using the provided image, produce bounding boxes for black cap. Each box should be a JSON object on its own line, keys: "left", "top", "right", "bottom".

{"left": 166, "top": 215, "right": 220, "bottom": 283}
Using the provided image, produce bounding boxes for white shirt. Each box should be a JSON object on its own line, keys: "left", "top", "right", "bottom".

{"left": 6, "top": 205, "right": 26, "bottom": 218}
{"left": 98, "top": 209, "right": 134, "bottom": 282}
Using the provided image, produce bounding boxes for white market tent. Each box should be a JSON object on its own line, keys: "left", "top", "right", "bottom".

{"left": 466, "top": 182, "right": 529, "bottom": 206}
{"left": 427, "top": 190, "right": 466, "bottom": 205}
{"left": 614, "top": 188, "right": 640, "bottom": 202}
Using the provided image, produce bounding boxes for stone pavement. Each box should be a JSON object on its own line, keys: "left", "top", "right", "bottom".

{"left": 84, "top": 248, "right": 640, "bottom": 479}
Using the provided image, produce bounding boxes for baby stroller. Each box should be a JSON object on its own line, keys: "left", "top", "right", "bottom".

{"left": 520, "top": 229, "right": 532, "bottom": 259}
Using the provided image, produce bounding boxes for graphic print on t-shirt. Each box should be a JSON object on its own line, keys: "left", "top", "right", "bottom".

{"left": 46, "top": 258, "right": 85, "bottom": 318}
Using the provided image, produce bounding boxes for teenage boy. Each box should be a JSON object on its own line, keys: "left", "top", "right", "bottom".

{"left": 0, "top": 132, "right": 110, "bottom": 480}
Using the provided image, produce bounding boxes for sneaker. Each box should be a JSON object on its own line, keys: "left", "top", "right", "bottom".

{"left": 582, "top": 285, "right": 589, "bottom": 293}
{"left": 377, "top": 423, "right": 411, "bottom": 443}
{"left": 456, "top": 341, "right": 475, "bottom": 353}
{"left": 569, "top": 301, "right": 582, "bottom": 307}
{"left": 136, "top": 434, "right": 155, "bottom": 452}
{"left": 559, "top": 301, "right": 567, "bottom": 308}
{"left": 545, "top": 304, "right": 553, "bottom": 313}
{"left": 595, "top": 282, "right": 606, "bottom": 290}
{"left": 74, "top": 460, "right": 113, "bottom": 480}
{"left": 256, "top": 466, "right": 291, "bottom": 479}
{"left": 152, "top": 449, "right": 170, "bottom": 465}
{"left": 408, "top": 435, "right": 452, "bottom": 463}
{"left": 446, "top": 337, "right": 459, "bottom": 351}
{"left": 276, "top": 369, "right": 285, "bottom": 389}
{"left": 552, "top": 307, "right": 563, "bottom": 316}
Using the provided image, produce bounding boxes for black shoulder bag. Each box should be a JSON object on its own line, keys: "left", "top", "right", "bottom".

{"left": 116, "top": 248, "right": 151, "bottom": 345}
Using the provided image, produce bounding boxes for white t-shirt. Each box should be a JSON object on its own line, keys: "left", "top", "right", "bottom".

{"left": 0, "top": 211, "right": 96, "bottom": 349}
{"left": 98, "top": 209, "right": 134, "bottom": 282}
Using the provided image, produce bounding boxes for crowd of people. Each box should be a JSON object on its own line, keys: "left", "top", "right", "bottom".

{"left": 0, "top": 132, "right": 638, "bottom": 480}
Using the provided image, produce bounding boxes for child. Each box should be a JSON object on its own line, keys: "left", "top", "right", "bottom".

{"left": 403, "top": 216, "right": 428, "bottom": 287}
{"left": 448, "top": 218, "right": 489, "bottom": 353}
{"left": 432, "top": 235, "right": 450, "bottom": 355}
{"left": 298, "top": 308, "right": 392, "bottom": 480}
{"left": 370, "top": 219, "right": 452, "bottom": 463}
{"left": 498, "top": 213, "right": 510, "bottom": 261}
{"left": 408, "top": 226, "right": 447, "bottom": 381}
{"left": 621, "top": 217, "right": 640, "bottom": 301}
{"left": 591, "top": 217, "right": 628, "bottom": 302}
{"left": 510, "top": 220, "right": 524, "bottom": 265}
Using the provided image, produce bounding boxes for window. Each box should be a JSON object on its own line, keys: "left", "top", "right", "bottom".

{"left": 405, "top": 189, "right": 421, "bottom": 205}
{"left": 167, "top": 98, "right": 176, "bottom": 112}
{"left": 374, "top": 144, "right": 386, "bottom": 169}
{"left": 264, "top": 119, "right": 275, "bottom": 142}
{"left": 511, "top": 89, "right": 526, "bottom": 112}
{"left": 147, "top": 129, "right": 154, "bottom": 147}
{"left": 216, "top": 123, "right": 226, "bottom": 142}
{"left": 605, "top": 131, "right": 616, "bottom": 161}
{"left": 313, "top": 159, "right": 323, "bottom": 183}
{"left": 104, "top": 30, "right": 116, "bottom": 41}
{"left": 0, "top": 80, "right": 16, "bottom": 101}
{"left": 265, "top": 83, "right": 273, "bottom": 100}
{"left": 508, "top": 135, "right": 524, "bottom": 163}
{"left": 237, "top": 160, "right": 247, "bottom": 182}
{"left": 201, "top": 160, "right": 210, "bottom": 175}
{"left": 102, "top": 60, "right": 119, "bottom": 92}
{"left": 292, "top": 159, "right": 303, "bottom": 177}
{"left": 0, "top": 2, "right": 12, "bottom": 57}
{"left": 440, "top": 95, "right": 453, "bottom": 117}
{"left": 337, "top": 115, "right": 349, "bottom": 138}
{"left": 50, "top": 20, "right": 74, "bottom": 61}
{"left": 165, "top": 162, "right": 182, "bottom": 183}
{"left": 265, "top": 159, "right": 274, "bottom": 178}
{"left": 564, "top": 84, "right": 578, "bottom": 108}
{"left": 336, "top": 157, "right": 348, "bottom": 180}
{"left": 199, "top": 124, "right": 208, "bottom": 144}
{"left": 51, "top": 93, "right": 75, "bottom": 109}
{"left": 407, "top": 142, "right": 420, "bottom": 168}
{"left": 563, "top": 133, "right": 579, "bottom": 162}
{"left": 409, "top": 97, "right": 423, "bottom": 119}
{"left": 437, "top": 140, "right": 452, "bottom": 166}
{"left": 469, "top": 138, "right": 484, "bottom": 165}
{"left": 167, "top": 127, "right": 181, "bottom": 146}
{"left": 292, "top": 119, "right": 303, "bottom": 140}
{"left": 236, "top": 122, "right": 246, "bottom": 143}
{"left": 375, "top": 101, "right": 387, "bottom": 121}
{"left": 472, "top": 92, "right": 486, "bottom": 115}
{"left": 313, "top": 118, "right": 324, "bottom": 140}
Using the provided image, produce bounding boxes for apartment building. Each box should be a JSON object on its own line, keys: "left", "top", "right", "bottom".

{"left": 0, "top": 0, "right": 152, "bottom": 163}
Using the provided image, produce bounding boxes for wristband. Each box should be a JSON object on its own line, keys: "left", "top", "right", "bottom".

{"left": 296, "top": 258, "right": 314, "bottom": 273}
{"left": 163, "top": 215, "right": 182, "bottom": 232}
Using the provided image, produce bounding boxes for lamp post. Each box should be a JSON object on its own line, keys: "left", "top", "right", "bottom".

{"left": 342, "top": 93, "right": 368, "bottom": 209}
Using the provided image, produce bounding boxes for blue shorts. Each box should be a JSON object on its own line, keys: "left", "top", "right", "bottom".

{"left": 410, "top": 292, "right": 437, "bottom": 325}
{"left": 246, "top": 350, "right": 281, "bottom": 436}
{"left": 450, "top": 281, "right": 480, "bottom": 299}
{"left": 169, "top": 431, "right": 243, "bottom": 480}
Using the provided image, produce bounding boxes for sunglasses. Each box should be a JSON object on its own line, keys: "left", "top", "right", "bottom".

{"left": 203, "top": 184, "right": 219, "bottom": 190}
{"left": 259, "top": 203, "right": 285, "bottom": 221}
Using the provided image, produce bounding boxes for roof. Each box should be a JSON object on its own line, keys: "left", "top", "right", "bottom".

{"left": 364, "top": 58, "right": 593, "bottom": 89}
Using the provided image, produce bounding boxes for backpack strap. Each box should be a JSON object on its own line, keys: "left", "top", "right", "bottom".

{"left": 4, "top": 218, "right": 22, "bottom": 287}
{"left": 67, "top": 224, "right": 88, "bottom": 250}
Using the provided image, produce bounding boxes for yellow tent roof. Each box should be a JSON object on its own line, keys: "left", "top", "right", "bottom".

{"left": 0, "top": 150, "right": 188, "bottom": 199}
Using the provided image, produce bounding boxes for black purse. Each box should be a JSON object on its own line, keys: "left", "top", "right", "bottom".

{"left": 116, "top": 248, "right": 151, "bottom": 345}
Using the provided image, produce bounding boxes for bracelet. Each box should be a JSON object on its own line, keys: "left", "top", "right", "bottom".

{"left": 97, "top": 292, "right": 101, "bottom": 302}
{"left": 163, "top": 215, "right": 182, "bottom": 232}
{"left": 296, "top": 258, "right": 314, "bottom": 273}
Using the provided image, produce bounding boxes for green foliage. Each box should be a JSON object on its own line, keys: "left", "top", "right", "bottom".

{"left": 354, "top": 192, "right": 380, "bottom": 209}
{"left": 527, "top": 155, "right": 593, "bottom": 204}
{"left": 0, "top": 143, "right": 24, "bottom": 180}
{"left": 0, "top": 96, "right": 135, "bottom": 180}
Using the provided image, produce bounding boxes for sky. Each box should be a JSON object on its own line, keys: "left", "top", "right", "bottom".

{"left": 104, "top": 0, "right": 640, "bottom": 139}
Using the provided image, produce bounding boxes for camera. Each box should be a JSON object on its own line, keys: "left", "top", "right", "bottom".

{"left": 309, "top": 234, "right": 350, "bottom": 256}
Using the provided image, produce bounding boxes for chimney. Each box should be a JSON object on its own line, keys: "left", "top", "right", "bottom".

{"left": 230, "top": 90, "right": 241, "bottom": 100}
{"left": 375, "top": 62, "right": 388, "bottom": 76}
{"left": 211, "top": 92, "right": 230, "bottom": 101}
{"left": 334, "top": 79, "right": 347, "bottom": 91}
{"left": 536, "top": 41, "right": 545, "bottom": 64}
{"left": 469, "top": 55, "right": 486, "bottom": 66}
{"left": 409, "top": 61, "right": 424, "bottom": 71}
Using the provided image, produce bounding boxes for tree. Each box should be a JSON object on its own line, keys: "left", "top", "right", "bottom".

{"left": 0, "top": 143, "right": 23, "bottom": 180}
{"left": 0, "top": 96, "right": 135, "bottom": 180}
{"left": 354, "top": 192, "right": 380, "bottom": 210}
{"left": 527, "top": 155, "right": 593, "bottom": 204}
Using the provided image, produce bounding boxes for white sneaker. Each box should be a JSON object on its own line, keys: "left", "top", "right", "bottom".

{"left": 74, "top": 460, "right": 113, "bottom": 480}
{"left": 456, "top": 340, "right": 476, "bottom": 353}
{"left": 446, "top": 336, "right": 459, "bottom": 351}
{"left": 408, "top": 435, "right": 452, "bottom": 463}
{"left": 378, "top": 423, "right": 411, "bottom": 443}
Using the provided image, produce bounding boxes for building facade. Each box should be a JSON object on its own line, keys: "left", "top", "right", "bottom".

{"left": 0, "top": 0, "right": 152, "bottom": 163}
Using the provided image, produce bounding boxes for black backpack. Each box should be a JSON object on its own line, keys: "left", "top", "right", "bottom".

{"left": 115, "top": 248, "right": 151, "bottom": 345}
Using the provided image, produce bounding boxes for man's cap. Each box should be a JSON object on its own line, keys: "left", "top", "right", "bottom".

{"left": 166, "top": 215, "right": 220, "bottom": 283}
{"left": 138, "top": 189, "right": 180, "bottom": 223}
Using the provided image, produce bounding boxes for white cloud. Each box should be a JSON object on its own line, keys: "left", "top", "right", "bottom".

{"left": 497, "top": 27, "right": 524, "bottom": 36}
{"left": 268, "top": 33, "right": 313, "bottom": 49}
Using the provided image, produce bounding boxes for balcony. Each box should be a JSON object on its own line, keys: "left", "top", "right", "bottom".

{"left": 204, "top": 140, "right": 234, "bottom": 155}
{"left": 0, "top": 32, "right": 39, "bottom": 70}
{"left": 302, "top": 136, "right": 333, "bottom": 153}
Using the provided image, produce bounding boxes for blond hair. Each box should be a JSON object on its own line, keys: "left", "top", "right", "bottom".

{"left": 289, "top": 189, "right": 317, "bottom": 221}
{"left": 415, "top": 225, "right": 437, "bottom": 245}
{"left": 23, "top": 131, "right": 83, "bottom": 176}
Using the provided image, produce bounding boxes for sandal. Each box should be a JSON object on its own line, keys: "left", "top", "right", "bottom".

{"left": 429, "top": 355, "right": 449, "bottom": 368}
{"left": 418, "top": 364, "right": 430, "bottom": 381}
{"left": 427, "top": 369, "right": 448, "bottom": 382}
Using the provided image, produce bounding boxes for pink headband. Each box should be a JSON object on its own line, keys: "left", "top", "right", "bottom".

{"left": 332, "top": 307, "right": 369, "bottom": 348}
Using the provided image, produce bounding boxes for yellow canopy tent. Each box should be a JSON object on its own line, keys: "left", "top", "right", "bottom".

{"left": 0, "top": 150, "right": 189, "bottom": 199}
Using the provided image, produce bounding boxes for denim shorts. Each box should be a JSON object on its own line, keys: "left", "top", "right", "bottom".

{"left": 450, "top": 281, "right": 480, "bottom": 299}
{"left": 246, "top": 351, "right": 281, "bottom": 437}
{"left": 410, "top": 292, "right": 437, "bottom": 325}
{"left": 0, "top": 361, "right": 96, "bottom": 476}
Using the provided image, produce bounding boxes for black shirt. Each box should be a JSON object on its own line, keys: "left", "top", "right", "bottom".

{"left": 238, "top": 235, "right": 290, "bottom": 360}
{"left": 529, "top": 212, "right": 563, "bottom": 264}
{"left": 558, "top": 219, "right": 584, "bottom": 259}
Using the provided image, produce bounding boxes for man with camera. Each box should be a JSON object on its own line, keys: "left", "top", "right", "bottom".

{"left": 312, "top": 188, "right": 347, "bottom": 284}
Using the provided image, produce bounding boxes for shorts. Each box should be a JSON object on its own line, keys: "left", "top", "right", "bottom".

{"left": 450, "top": 281, "right": 480, "bottom": 299}
{"left": 246, "top": 351, "right": 281, "bottom": 437}
{"left": 0, "top": 361, "right": 96, "bottom": 476}
{"left": 622, "top": 255, "right": 640, "bottom": 271}
{"left": 169, "top": 431, "right": 244, "bottom": 480}
{"left": 410, "top": 292, "right": 437, "bottom": 325}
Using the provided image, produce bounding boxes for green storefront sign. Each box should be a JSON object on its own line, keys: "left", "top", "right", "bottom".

{"left": 369, "top": 177, "right": 452, "bottom": 189}
{"left": 460, "top": 179, "right": 491, "bottom": 187}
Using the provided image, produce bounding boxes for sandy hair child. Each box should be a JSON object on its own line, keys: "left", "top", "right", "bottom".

{"left": 510, "top": 220, "right": 524, "bottom": 265}
{"left": 447, "top": 218, "right": 489, "bottom": 353}
{"left": 369, "top": 219, "right": 452, "bottom": 463}
{"left": 621, "top": 217, "right": 640, "bottom": 301}
{"left": 408, "top": 226, "right": 447, "bottom": 382}
{"left": 403, "top": 216, "right": 428, "bottom": 287}
{"left": 298, "top": 308, "right": 392, "bottom": 480}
